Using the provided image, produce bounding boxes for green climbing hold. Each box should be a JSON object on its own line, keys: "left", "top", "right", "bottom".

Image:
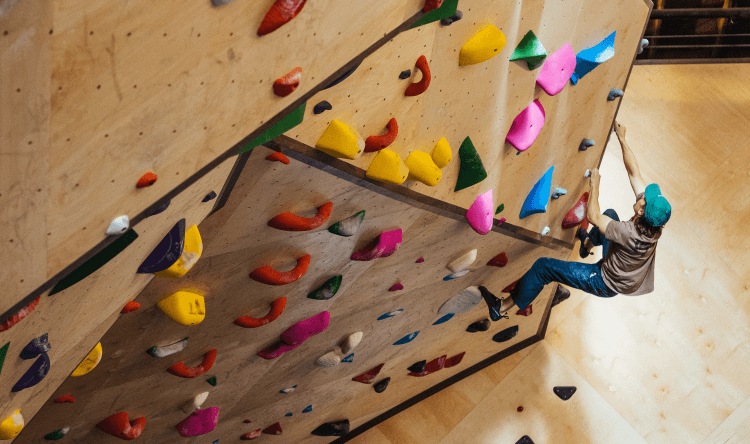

{"left": 206, "top": 376, "right": 217, "bottom": 386}
{"left": 454, "top": 137, "right": 487, "bottom": 192}
{"left": 308, "top": 275, "right": 343, "bottom": 300}
{"left": 510, "top": 30, "right": 547, "bottom": 70}
{"left": 327, "top": 210, "right": 365, "bottom": 237}
{"left": 237, "top": 102, "right": 306, "bottom": 154}
{"left": 495, "top": 204, "right": 504, "bottom": 214}
{"left": 45, "top": 427, "right": 70, "bottom": 440}
{"left": 411, "top": 0, "right": 458, "bottom": 28}
{"left": 0, "top": 342, "right": 9, "bottom": 375}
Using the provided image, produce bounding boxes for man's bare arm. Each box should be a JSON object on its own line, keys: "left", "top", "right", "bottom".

{"left": 587, "top": 168, "right": 613, "bottom": 236}
{"left": 614, "top": 121, "right": 647, "bottom": 196}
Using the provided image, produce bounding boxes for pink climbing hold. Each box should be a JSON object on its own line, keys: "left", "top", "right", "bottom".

{"left": 465, "top": 189, "right": 494, "bottom": 235}
{"left": 257, "top": 311, "right": 330, "bottom": 359}
{"left": 536, "top": 43, "right": 576, "bottom": 96}
{"left": 497, "top": 217, "right": 506, "bottom": 225}
{"left": 388, "top": 283, "right": 404, "bottom": 291}
{"left": 506, "top": 99, "right": 545, "bottom": 152}
{"left": 351, "top": 229, "right": 402, "bottom": 261}
{"left": 416, "top": 257, "right": 424, "bottom": 263}
{"left": 176, "top": 407, "right": 220, "bottom": 437}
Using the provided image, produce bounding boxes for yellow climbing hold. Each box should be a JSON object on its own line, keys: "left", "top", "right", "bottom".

{"left": 157, "top": 289, "right": 206, "bottom": 326}
{"left": 315, "top": 120, "right": 364, "bottom": 160}
{"left": 0, "top": 410, "right": 23, "bottom": 440}
{"left": 154, "top": 225, "right": 203, "bottom": 279}
{"left": 71, "top": 342, "right": 103, "bottom": 377}
{"left": 366, "top": 149, "right": 409, "bottom": 185}
{"left": 459, "top": 24, "right": 506, "bottom": 66}
{"left": 405, "top": 151, "right": 442, "bottom": 186}
{"left": 431, "top": 138, "right": 452, "bottom": 168}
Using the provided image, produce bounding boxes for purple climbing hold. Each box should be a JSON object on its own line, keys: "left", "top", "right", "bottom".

{"left": 313, "top": 101, "right": 333, "bottom": 115}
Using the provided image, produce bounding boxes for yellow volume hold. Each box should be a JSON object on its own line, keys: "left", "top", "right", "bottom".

{"left": 315, "top": 120, "right": 365, "bottom": 159}
{"left": 71, "top": 342, "right": 103, "bottom": 377}
{"left": 405, "top": 151, "right": 442, "bottom": 186}
{"left": 154, "top": 225, "right": 203, "bottom": 279}
{"left": 459, "top": 24, "right": 507, "bottom": 66}
{"left": 431, "top": 138, "right": 452, "bottom": 168}
{"left": 0, "top": 410, "right": 23, "bottom": 440}
{"left": 158, "top": 289, "right": 206, "bottom": 326}
{"left": 366, "top": 149, "right": 409, "bottom": 185}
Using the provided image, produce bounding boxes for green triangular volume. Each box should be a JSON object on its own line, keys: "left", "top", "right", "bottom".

{"left": 207, "top": 376, "right": 217, "bottom": 386}
{"left": 510, "top": 30, "right": 547, "bottom": 70}
{"left": 237, "top": 102, "right": 307, "bottom": 154}
{"left": 411, "top": 0, "right": 458, "bottom": 28}
{"left": 454, "top": 137, "right": 487, "bottom": 192}
{"left": 0, "top": 342, "right": 9, "bottom": 375}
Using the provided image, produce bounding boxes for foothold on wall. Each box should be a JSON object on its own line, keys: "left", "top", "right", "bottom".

{"left": 285, "top": 413, "right": 293, "bottom": 417}
{"left": 409, "top": 355, "right": 446, "bottom": 377}
{"left": 466, "top": 189, "right": 494, "bottom": 234}
{"left": 579, "top": 139, "right": 595, "bottom": 151}
{"left": 365, "top": 118, "right": 398, "bottom": 153}
{"left": 487, "top": 252, "right": 508, "bottom": 267}
{"left": 536, "top": 43, "right": 576, "bottom": 95}
{"left": 71, "top": 342, "right": 102, "bottom": 377}
{"left": 416, "top": 257, "right": 425, "bottom": 263}
{"left": 608, "top": 89, "right": 624, "bottom": 101}
{"left": 106, "top": 215, "right": 130, "bottom": 236}
{"left": 249, "top": 254, "right": 311, "bottom": 285}
{"left": 374, "top": 377, "right": 391, "bottom": 393}
{"left": 120, "top": 301, "right": 141, "bottom": 314}
{"left": 238, "top": 102, "right": 306, "bottom": 154}
{"left": 12, "top": 353, "right": 50, "bottom": 392}
{"left": 438, "top": 286, "right": 482, "bottom": 315}
{"left": 405, "top": 150, "right": 441, "bottom": 186}
{"left": 0, "top": 410, "right": 23, "bottom": 440}
{"left": 328, "top": 210, "right": 365, "bottom": 237}
{"left": 399, "top": 69, "right": 411, "bottom": 79}
{"left": 431, "top": 137, "right": 452, "bottom": 168}
{"left": 207, "top": 376, "right": 217, "bottom": 386}
{"left": 0, "top": 297, "right": 40, "bottom": 332}
{"left": 408, "top": 361, "right": 426, "bottom": 373}
{"left": 497, "top": 217, "right": 506, "bottom": 225}
{"left": 495, "top": 204, "right": 504, "bottom": 214}
{"left": 182, "top": 392, "right": 209, "bottom": 414}
{"left": 279, "top": 385, "right": 297, "bottom": 394}
{"left": 520, "top": 166, "right": 554, "bottom": 219}
{"left": 516, "top": 436, "right": 536, "bottom": 444}
{"left": 266, "top": 151, "right": 291, "bottom": 164}
{"left": 351, "top": 228, "right": 402, "bottom": 261}
{"left": 258, "top": 311, "right": 330, "bottom": 360}
{"left": 312, "top": 419, "right": 350, "bottom": 437}
{"left": 459, "top": 24, "right": 507, "bottom": 66}
{"left": 268, "top": 202, "right": 333, "bottom": 231}
{"left": 466, "top": 318, "right": 491, "bottom": 332}
{"left": 388, "top": 283, "right": 404, "bottom": 292}
{"left": 492, "top": 325, "right": 519, "bottom": 343}
{"left": 235, "top": 297, "right": 288, "bottom": 328}
{"left": 322, "top": 62, "right": 361, "bottom": 90}
{"left": 241, "top": 429, "right": 262, "bottom": 440}
{"left": 541, "top": 226, "right": 550, "bottom": 236}
{"left": 150, "top": 199, "right": 171, "bottom": 216}
{"left": 273, "top": 67, "right": 302, "bottom": 97}
{"left": 377, "top": 309, "right": 403, "bottom": 320}
{"left": 20, "top": 333, "right": 51, "bottom": 359}
{"left": 352, "top": 363, "right": 384, "bottom": 384}
{"left": 176, "top": 407, "right": 219, "bottom": 437}
{"left": 313, "top": 101, "right": 333, "bottom": 115}
{"left": 584, "top": 169, "right": 591, "bottom": 177}
{"left": 263, "top": 423, "right": 283, "bottom": 435}
{"left": 157, "top": 289, "right": 206, "bottom": 325}
{"left": 444, "top": 351, "right": 466, "bottom": 368}
{"left": 506, "top": 99, "right": 545, "bottom": 152}
{"left": 315, "top": 351, "right": 341, "bottom": 368}
{"left": 136, "top": 172, "right": 158, "bottom": 188}
{"left": 315, "top": 119, "right": 365, "bottom": 159}
{"left": 168, "top": 349, "right": 217, "bottom": 378}
{"left": 44, "top": 426, "right": 70, "bottom": 440}
{"left": 638, "top": 38, "right": 649, "bottom": 54}
{"left": 455, "top": 137, "right": 487, "bottom": 191}
{"left": 445, "top": 249, "right": 477, "bottom": 280}
{"left": 441, "top": 9, "right": 462, "bottom": 25}
{"left": 258, "top": 0, "right": 307, "bottom": 35}
{"left": 516, "top": 304, "right": 533, "bottom": 316}
{"left": 54, "top": 394, "right": 76, "bottom": 403}
{"left": 405, "top": 55, "right": 431, "bottom": 96}
{"left": 554, "top": 386, "right": 577, "bottom": 400}
{"left": 432, "top": 313, "right": 455, "bottom": 325}
{"left": 303, "top": 405, "right": 313, "bottom": 413}
{"left": 97, "top": 412, "right": 146, "bottom": 440}
{"left": 571, "top": 32, "right": 616, "bottom": 85}
{"left": 147, "top": 337, "right": 189, "bottom": 358}
{"left": 411, "top": 0, "right": 457, "bottom": 28}
{"left": 341, "top": 332, "right": 363, "bottom": 354}
{"left": 562, "top": 192, "right": 589, "bottom": 229}
{"left": 202, "top": 191, "right": 218, "bottom": 202}
{"left": 517, "top": 406, "right": 524, "bottom": 412}
{"left": 393, "top": 331, "right": 419, "bottom": 345}
{"left": 510, "top": 30, "right": 547, "bottom": 70}
{"left": 342, "top": 354, "right": 354, "bottom": 363}
{"left": 366, "top": 149, "right": 409, "bottom": 184}
{"left": 153, "top": 224, "right": 203, "bottom": 279}
{"left": 551, "top": 188, "right": 567, "bottom": 199}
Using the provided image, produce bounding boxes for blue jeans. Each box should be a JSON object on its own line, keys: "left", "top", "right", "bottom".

{"left": 510, "top": 209, "right": 620, "bottom": 310}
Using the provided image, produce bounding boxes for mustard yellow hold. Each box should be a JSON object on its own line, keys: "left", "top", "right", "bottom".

{"left": 459, "top": 24, "right": 507, "bottom": 66}
{"left": 366, "top": 149, "right": 409, "bottom": 185}
{"left": 154, "top": 225, "right": 203, "bottom": 279}
{"left": 158, "top": 289, "right": 206, "bottom": 326}
{"left": 71, "top": 342, "right": 102, "bottom": 377}
{"left": 405, "top": 151, "right": 442, "bottom": 186}
{"left": 315, "top": 120, "right": 365, "bottom": 160}
{"left": 431, "top": 138, "right": 452, "bottom": 168}
{"left": 0, "top": 410, "right": 23, "bottom": 440}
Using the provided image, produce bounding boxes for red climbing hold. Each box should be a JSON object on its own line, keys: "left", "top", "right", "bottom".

{"left": 352, "top": 363, "right": 384, "bottom": 384}
{"left": 268, "top": 202, "right": 333, "bottom": 231}
{"left": 120, "top": 301, "right": 141, "bottom": 314}
{"left": 423, "top": 0, "right": 444, "bottom": 12}
{"left": 234, "top": 297, "right": 287, "bottom": 328}
{"left": 388, "top": 283, "right": 404, "bottom": 291}
{"left": 262, "top": 422, "right": 283, "bottom": 435}
{"left": 0, "top": 296, "right": 40, "bottom": 332}
{"left": 241, "top": 429, "right": 262, "bottom": 440}
{"left": 168, "top": 349, "right": 217, "bottom": 378}
{"left": 444, "top": 351, "right": 466, "bottom": 368}
{"left": 516, "top": 304, "right": 533, "bottom": 316}
{"left": 244, "top": 419, "right": 252, "bottom": 424}
{"left": 136, "top": 172, "right": 158, "bottom": 188}
{"left": 487, "top": 252, "right": 508, "bottom": 267}
{"left": 405, "top": 55, "right": 431, "bottom": 97}
{"left": 249, "top": 254, "right": 311, "bottom": 285}
{"left": 54, "top": 394, "right": 76, "bottom": 403}
{"left": 265, "top": 152, "right": 290, "bottom": 164}
{"left": 258, "top": 0, "right": 307, "bottom": 36}
{"left": 502, "top": 280, "right": 519, "bottom": 293}
{"left": 97, "top": 412, "right": 146, "bottom": 440}
{"left": 365, "top": 118, "right": 399, "bottom": 153}
{"left": 517, "top": 406, "right": 524, "bottom": 412}
{"left": 273, "top": 67, "right": 302, "bottom": 97}
{"left": 561, "top": 192, "right": 589, "bottom": 229}
{"left": 409, "top": 355, "right": 446, "bottom": 376}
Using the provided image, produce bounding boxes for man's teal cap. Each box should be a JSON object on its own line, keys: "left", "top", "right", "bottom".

{"left": 644, "top": 183, "right": 671, "bottom": 227}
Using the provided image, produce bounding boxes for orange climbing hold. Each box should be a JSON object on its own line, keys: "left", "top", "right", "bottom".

{"left": 53, "top": 394, "right": 75, "bottom": 403}
{"left": 258, "top": 0, "right": 307, "bottom": 36}
{"left": 423, "top": 0, "right": 444, "bottom": 12}
{"left": 365, "top": 118, "right": 399, "bottom": 153}
{"left": 120, "top": 301, "right": 141, "bottom": 314}
{"left": 273, "top": 67, "right": 302, "bottom": 97}
{"left": 265, "top": 152, "right": 290, "bottom": 164}
{"left": 268, "top": 202, "right": 332, "bottom": 231}
{"left": 136, "top": 172, "right": 158, "bottom": 188}
{"left": 234, "top": 297, "right": 287, "bottom": 328}
{"left": 249, "top": 255, "right": 311, "bottom": 285}
{"left": 0, "top": 296, "right": 40, "bottom": 332}
{"left": 97, "top": 412, "right": 146, "bottom": 440}
{"left": 167, "top": 349, "right": 217, "bottom": 378}
{"left": 405, "top": 55, "right": 431, "bottom": 97}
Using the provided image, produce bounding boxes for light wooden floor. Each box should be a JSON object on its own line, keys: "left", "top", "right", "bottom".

{"left": 350, "top": 63, "right": 750, "bottom": 444}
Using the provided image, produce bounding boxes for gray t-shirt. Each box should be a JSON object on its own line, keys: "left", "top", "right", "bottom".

{"left": 600, "top": 194, "right": 660, "bottom": 295}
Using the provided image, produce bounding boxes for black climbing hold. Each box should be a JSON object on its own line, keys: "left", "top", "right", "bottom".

{"left": 579, "top": 139, "right": 595, "bottom": 151}
{"left": 323, "top": 62, "right": 361, "bottom": 90}
{"left": 407, "top": 360, "right": 426, "bottom": 373}
{"left": 551, "top": 285, "right": 571, "bottom": 308}
{"left": 12, "top": 353, "right": 50, "bottom": 392}
{"left": 492, "top": 325, "right": 519, "bottom": 343}
{"left": 374, "top": 377, "right": 391, "bottom": 393}
{"left": 311, "top": 419, "right": 350, "bottom": 437}
{"left": 20, "top": 333, "right": 51, "bottom": 359}
{"left": 452, "top": 10, "right": 463, "bottom": 21}
{"left": 202, "top": 191, "right": 217, "bottom": 203}
{"left": 313, "top": 101, "right": 333, "bottom": 115}
{"left": 399, "top": 69, "right": 411, "bottom": 80}
{"left": 440, "top": 17, "right": 453, "bottom": 25}
{"left": 515, "top": 436, "right": 535, "bottom": 444}
{"left": 150, "top": 199, "right": 171, "bottom": 216}
{"left": 466, "top": 319, "right": 491, "bottom": 333}
{"left": 553, "top": 386, "right": 577, "bottom": 401}
{"left": 137, "top": 219, "right": 185, "bottom": 274}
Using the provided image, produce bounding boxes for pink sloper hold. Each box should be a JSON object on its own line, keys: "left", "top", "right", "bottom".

{"left": 536, "top": 43, "right": 576, "bottom": 96}
{"left": 506, "top": 99, "right": 545, "bottom": 152}
{"left": 466, "top": 189, "right": 493, "bottom": 235}
{"left": 257, "top": 311, "right": 330, "bottom": 359}
{"left": 388, "top": 283, "right": 404, "bottom": 291}
{"left": 351, "top": 229, "right": 402, "bottom": 261}
{"left": 176, "top": 407, "right": 219, "bottom": 437}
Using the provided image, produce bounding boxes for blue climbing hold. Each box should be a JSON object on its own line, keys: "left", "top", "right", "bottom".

{"left": 393, "top": 331, "right": 419, "bottom": 345}
{"left": 12, "top": 353, "right": 50, "bottom": 392}
{"left": 302, "top": 405, "right": 313, "bottom": 413}
{"left": 520, "top": 166, "right": 554, "bottom": 219}
{"left": 571, "top": 32, "right": 616, "bottom": 85}
{"left": 377, "top": 309, "right": 403, "bottom": 320}
{"left": 285, "top": 412, "right": 293, "bottom": 417}
{"left": 443, "top": 274, "right": 458, "bottom": 281}
{"left": 341, "top": 353, "right": 354, "bottom": 363}
{"left": 432, "top": 313, "right": 455, "bottom": 325}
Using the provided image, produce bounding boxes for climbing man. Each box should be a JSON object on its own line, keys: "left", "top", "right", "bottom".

{"left": 481, "top": 121, "right": 671, "bottom": 320}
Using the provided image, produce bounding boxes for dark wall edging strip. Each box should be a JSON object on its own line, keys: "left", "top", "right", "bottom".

{"left": 209, "top": 151, "right": 252, "bottom": 217}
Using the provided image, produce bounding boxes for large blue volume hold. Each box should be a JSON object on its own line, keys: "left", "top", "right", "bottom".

{"left": 520, "top": 166, "right": 554, "bottom": 219}
{"left": 12, "top": 353, "right": 50, "bottom": 392}
{"left": 20, "top": 333, "right": 51, "bottom": 360}
{"left": 571, "top": 32, "right": 616, "bottom": 85}
{"left": 137, "top": 219, "right": 185, "bottom": 274}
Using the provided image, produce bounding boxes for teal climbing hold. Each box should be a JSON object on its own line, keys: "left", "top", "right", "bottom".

{"left": 520, "top": 166, "right": 554, "bottom": 219}
{"left": 393, "top": 331, "right": 419, "bottom": 345}
{"left": 571, "top": 32, "right": 616, "bottom": 85}
{"left": 411, "top": 0, "right": 458, "bottom": 28}
{"left": 0, "top": 342, "right": 9, "bottom": 375}
{"left": 495, "top": 204, "right": 504, "bottom": 214}
{"left": 303, "top": 405, "right": 313, "bottom": 413}
{"left": 454, "top": 137, "right": 487, "bottom": 192}
{"left": 206, "top": 376, "right": 217, "bottom": 386}
{"left": 432, "top": 313, "right": 454, "bottom": 325}
{"left": 510, "top": 30, "right": 547, "bottom": 70}
{"left": 237, "top": 102, "right": 306, "bottom": 154}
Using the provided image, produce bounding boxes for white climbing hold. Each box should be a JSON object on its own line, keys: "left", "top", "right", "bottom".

{"left": 341, "top": 332, "right": 363, "bottom": 355}
{"left": 551, "top": 188, "right": 567, "bottom": 199}
{"left": 584, "top": 169, "right": 591, "bottom": 178}
{"left": 447, "top": 249, "right": 477, "bottom": 275}
{"left": 438, "top": 286, "right": 482, "bottom": 315}
{"left": 637, "top": 38, "right": 649, "bottom": 54}
{"left": 182, "top": 392, "right": 209, "bottom": 414}
{"left": 541, "top": 226, "right": 550, "bottom": 236}
{"left": 280, "top": 386, "right": 297, "bottom": 394}
{"left": 147, "top": 337, "right": 189, "bottom": 358}
{"left": 315, "top": 351, "right": 341, "bottom": 368}
{"left": 106, "top": 215, "right": 129, "bottom": 235}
